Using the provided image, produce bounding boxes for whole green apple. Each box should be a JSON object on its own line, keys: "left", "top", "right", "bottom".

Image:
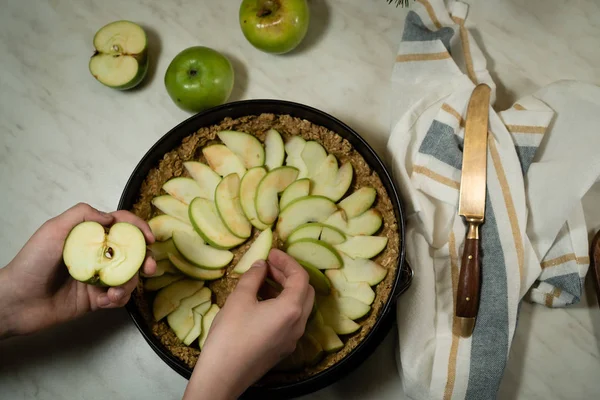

{"left": 239, "top": 0, "right": 309, "bottom": 54}
{"left": 164, "top": 46, "right": 234, "bottom": 113}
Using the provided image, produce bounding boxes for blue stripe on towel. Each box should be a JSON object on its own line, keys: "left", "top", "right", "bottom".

{"left": 419, "top": 120, "right": 463, "bottom": 170}
{"left": 545, "top": 273, "right": 583, "bottom": 304}
{"left": 402, "top": 11, "right": 454, "bottom": 53}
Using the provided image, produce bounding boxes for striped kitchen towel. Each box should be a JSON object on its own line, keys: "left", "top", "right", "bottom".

{"left": 387, "top": 1, "right": 600, "bottom": 399}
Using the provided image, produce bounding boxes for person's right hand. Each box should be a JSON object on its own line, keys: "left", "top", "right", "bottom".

{"left": 183, "top": 248, "right": 315, "bottom": 400}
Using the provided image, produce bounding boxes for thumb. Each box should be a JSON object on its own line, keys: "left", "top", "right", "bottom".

{"left": 52, "top": 203, "right": 114, "bottom": 235}
{"left": 234, "top": 260, "right": 268, "bottom": 298}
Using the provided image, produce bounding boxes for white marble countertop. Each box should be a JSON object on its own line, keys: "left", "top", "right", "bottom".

{"left": 1, "top": 0, "right": 599, "bottom": 399}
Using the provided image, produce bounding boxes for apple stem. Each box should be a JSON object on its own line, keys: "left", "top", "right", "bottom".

{"left": 257, "top": 0, "right": 279, "bottom": 17}
{"left": 189, "top": 69, "right": 198, "bottom": 77}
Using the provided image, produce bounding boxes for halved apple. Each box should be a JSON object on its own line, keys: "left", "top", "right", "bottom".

{"left": 286, "top": 239, "right": 342, "bottom": 270}
{"left": 255, "top": 166, "right": 299, "bottom": 225}
{"left": 199, "top": 304, "right": 220, "bottom": 349}
{"left": 286, "top": 222, "right": 346, "bottom": 246}
{"left": 239, "top": 167, "right": 270, "bottom": 230}
{"left": 141, "top": 259, "right": 178, "bottom": 278}
{"left": 151, "top": 195, "right": 191, "bottom": 224}
{"left": 279, "top": 178, "right": 310, "bottom": 210}
{"left": 338, "top": 187, "right": 376, "bottom": 219}
{"left": 317, "top": 296, "right": 361, "bottom": 335}
{"left": 202, "top": 144, "right": 246, "bottom": 179}
{"left": 313, "top": 161, "right": 353, "bottom": 202}
{"left": 276, "top": 195, "right": 338, "bottom": 240}
{"left": 167, "top": 287, "right": 212, "bottom": 341}
{"left": 301, "top": 141, "right": 328, "bottom": 178}
{"left": 297, "top": 261, "right": 331, "bottom": 295}
{"left": 63, "top": 221, "right": 146, "bottom": 287}
{"left": 144, "top": 273, "right": 183, "bottom": 291}
{"left": 152, "top": 279, "right": 205, "bottom": 321}
{"left": 306, "top": 310, "right": 343, "bottom": 352}
{"left": 334, "top": 236, "right": 388, "bottom": 259}
{"left": 168, "top": 253, "right": 225, "bottom": 281}
{"left": 162, "top": 177, "right": 204, "bottom": 205}
{"left": 188, "top": 197, "right": 247, "bottom": 249}
{"left": 183, "top": 301, "right": 212, "bottom": 346}
{"left": 324, "top": 209, "right": 382, "bottom": 236}
{"left": 148, "top": 239, "right": 178, "bottom": 261}
{"left": 264, "top": 129, "right": 285, "bottom": 170}
{"left": 217, "top": 130, "right": 265, "bottom": 168}
{"left": 339, "top": 253, "right": 387, "bottom": 286}
{"left": 172, "top": 230, "right": 233, "bottom": 269}
{"left": 183, "top": 161, "right": 221, "bottom": 200}
{"left": 325, "top": 269, "right": 375, "bottom": 305}
{"left": 148, "top": 215, "right": 195, "bottom": 241}
{"left": 215, "top": 174, "right": 252, "bottom": 238}
{"left": 232, "top": 228, "right": 273, "bottom": 274}
{"left": 284, "top": 136, "right": 308, "bottom": 179}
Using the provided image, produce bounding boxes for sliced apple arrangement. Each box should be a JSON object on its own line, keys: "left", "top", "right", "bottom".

{"left": 142, "top": 129, "right": 390, "bottom": 369}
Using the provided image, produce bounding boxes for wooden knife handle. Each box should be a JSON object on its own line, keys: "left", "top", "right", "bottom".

{"left": 456, "top": 221, "right": 481, "bottom": 337}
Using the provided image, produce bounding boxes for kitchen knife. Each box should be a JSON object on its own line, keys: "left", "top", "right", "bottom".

{"left": 456, "top": 83, "right": 491, "bottom": 338}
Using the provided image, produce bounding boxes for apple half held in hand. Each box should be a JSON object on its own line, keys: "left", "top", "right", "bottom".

{"left": 89, "top": 21, "right": 149, "bottom": 90}
{"left": 63, "top": 221, "right": 146, "bottom": 287}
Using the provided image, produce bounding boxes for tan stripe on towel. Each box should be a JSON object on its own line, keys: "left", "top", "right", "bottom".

{"left": 505, "top": 124, "right": 547, "bottom": 134}
{"left": 541, "top": 253, "right": 590, "bottom": 269}
{"left": 396, "top": 52, "right": 451, "bottom": 62}
{"left": 441, "top": 103, "right": 465, "bottom": 127}
{"left": 418, "top": 0, "right": 442, "bottom": 29}
{"left": 444, "top": 231, "right": 460, "bottom": 400}
{"left": 489, "top": 136, "right": 525, "bottom": 283}
{"left": 413, "top": 165, "right": 461, "bottom": 189}
{"left": 513, "top": 103, "right": 526, "bottom": 111}
{"left": 451, "top": 16, "right": 477, "bottom": 84}
{"left": 544, "top": 287, "right": 563, "bottom": 307}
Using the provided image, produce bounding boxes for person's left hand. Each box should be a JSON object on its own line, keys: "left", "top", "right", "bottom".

{"left": 0, "top": 203, "right": 156, "bottom": 338}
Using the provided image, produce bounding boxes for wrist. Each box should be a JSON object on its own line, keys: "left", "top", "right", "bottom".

{"left": 184, "top": 349, "right": 249, "bottom": 400}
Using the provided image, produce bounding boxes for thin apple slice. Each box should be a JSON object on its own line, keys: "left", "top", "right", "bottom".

{"left": 240, "top": 167, "right": 270, "bottom": 230}
{"left": 188, "top": 197, "right": 247, "bottom": 249}
{"left": 284, "top": 136, "right": 308, "bottom": 179}
{"left": 215, "top": 174, "right": 252, "bottom": 238}
{"left": 162, "top": 177, "right": 204, "bottom": 205}
{"left": 286, "top": 222, "right": 346, "bottom": 246}
{"left": 144, "top": 274, "right": 183, "bottom": 291}
{"left": 183, "top": 301, "right": 212, "bottom": 345}
{"left": 276, "top": 195, "right": 338, "bottom": 240}
{"left": 148, "top": 215, "right": 196, "bottom": 241}
{"left": 141, "top": 259, "right": 178, "bottom": 278}
{"left": 63, "top": 221, "right": 146, "bottom": 286}
{"left": 338, "top": 187, "right": 376, "bottom": 219}
{"left": 311, "top": 154, "right": 338, "bottom": 187}
{"left": 199, "top": 304, "right": 220, "bottom": 349}
{"left": 202, "top": 144, "right": 246, "bottom": 179}
{"left": 183, "top": 161, "right": 221, "bottom": 200}
{"left": 323, "top": 294, "right": 370, "bottom": 320}
{"left": 325, "top": 269, "right": 375, "bottom": 305}
{"left": 152, "top": 195, "right": 191, "bottom": 224}
{"left": 168, "top": 253, "right": 225, "bottom": 281}
{"left": 148, "top": 239, "right": 179, "bottom": 261}
{"left": 300, "top": 333, "right": 324, "bottom": 366}
{"left": 232, "top": 228, "right": 273, "bottom": 274}
{"left": 301, "top": 141, "right": 328, "bottom": 178}
{"left": 256, "top": 166, "right": 299, "bottom": 225}
{"left": 279, "top": 178, "right": 310, "bottom": 210}
{"left": 152, "top": 279, "right": 205, "bottom": 321}
{"left": 319, "top": 225, "right": 347, "bottom": 245}
{"left": 306, "top": 311, "right": 343, "bottom": 352}
{"left": 217, "top": 130, "right": 265, "bottom": 168}
{"left": 313, "top": 161, "right": 353, "bottom": 202}
{"left": 324, "top": 209, "right": 382, "bottom": 236}
{"left": 317, "top": 296, "right": 361, "bottom": 335}
{"left": 339, "top": 253, "right": 387, "bottom": 286}
{"left": 172, "top": 230, "right": 233, "bottom": 269}
{"left": 334, "top": 236, "right": 388, "bottom": 259}
{"left": 264, "top": 129, "right": 285, "bottom": 170}
{"left": 298, "top": 261, "right": 331, "bottom": 295}
{"left": 286, "top": 239, "right": 342, "bottom": 270}
{"left": 167, "top": 287, "right": 212, "bottom": 341}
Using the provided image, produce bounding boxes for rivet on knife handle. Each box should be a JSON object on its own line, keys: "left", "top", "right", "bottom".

{"left": 456, "top": 221, "right": 481, "bottom": 337}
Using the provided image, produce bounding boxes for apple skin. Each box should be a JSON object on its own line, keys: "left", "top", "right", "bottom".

{"left": 164, "top": 46, "right": 234, "bottom": 113}
{"left": 239, "top": 0, "right": 309, "bottom": 54}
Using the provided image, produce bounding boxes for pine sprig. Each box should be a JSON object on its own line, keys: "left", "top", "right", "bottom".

{"left": 387, "top": 0, "right": 412, "bottom": 7}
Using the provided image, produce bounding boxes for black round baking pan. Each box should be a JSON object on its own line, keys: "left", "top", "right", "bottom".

{"left": 119, "top": 99, "right": 412, "bottom": 399}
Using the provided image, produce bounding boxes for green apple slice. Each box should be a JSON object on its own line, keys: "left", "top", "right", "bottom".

{"left": 215, "top": 174, "right": 252, "bottom": 238}
{"left": 152, "top": 279, "right": 205, "bottom": 321}
{"left": 217, "top": 130, "right": 265, "bottom": 168}
{"left": 183, "top": 161, "right": 222, "bottom": 200}
{"left": 286, "top": 239, "right": 342, "bottom": 270}
{"left": 317, "top": 296, "right": 361, "bottom": 335}
{"left": 334, "top": 236, "right": 388, "bottom": 259}
{"left": 323, "top": 294, "right": 370, "bottom": 320}
{"left": 301, "top": 141, "right": 328, "bottom": 178}
{"left": 168, "top": 253, "right": 225, "bottom": 281}
{"left": 151, "top": 195, "right": 191, "bottom": 224}
{"left": 89, "top": 21, "right": 148, "bottom": 90}
{"left": 325, "top": 269, "right": 375, "bottom": 305}
{"left": 313, "top": 161, "right": 353, "bottom": 202}
{"left": 167, "top": 287, "right": 212, "bottom": 341}
{"left": 188, "top": 197, "right": 247, "bottom": 249}
{"left": 338, "top": 187, "right": 377, "bottom": 219}
{"left": 324, "top": 209, "right": 382, "bottom": 236}
{"left": 148, "top": 215, "right": 196, "bottom": 241}
{"left": 311, "top": 154, "right": 338, "bottom": 187}
{"left": 319, "top": 225, "right": 347, "bottom": 245}
{"left": 255, "top": 166, "right": 299, "bottom": 225}
{"left": 199, "top": 304, "right": 220, "bottom": 349}
{"left": 284, "top": 136, "right": 308, "bottom": 179}
{"left": 286, "top": 222, "right": 346, "bottom": 246}
{"left": 240, "top": 167, "right": 270, "bottom": 230}
{"left": 339, "top": 253, "right": 387, "bottom": 286}
{"left": 63, "top": 221, "right": 146, "bottom": 286}
{"left": 148, "top": 239, "right": 179, "bottom": 261}
{"left": 202, "top": 144, "right": 246, "bottom": 179}
{"left": 279, "top": 178, "right": 310, "bottom": 210}
{"left": 297, "top": 261, "right": 331, "bottom": 295}
{"left": 141, "top": 259, "right": 178, "bottom": 278}
{"left": 162, "top": 177, "right": 204, "bottom": 205}
{"left": 183, "top": 301, "right": 212, "bottom": 345}
{"left": 172, "top": 230, "right": 233, "bottom": 269}
{"left": 232, "top": 228, "right": 273, "bottom": 274}
{"left": 264, "top": 129, "right": 285, "bottom": 170}
{"left": 306, "top": 311, "right": 343, "bottom": 352}
{"left": 143, "top": 274, "right": 183, "bottom": 291}
{"left": 299, "top": 333, "right": 324, "bottom": 367}
{"left": 276, "top": 195, "right": 338, "bottom": 240}
{"left": 274, "top": 343, "right": 306, "bottom": 372}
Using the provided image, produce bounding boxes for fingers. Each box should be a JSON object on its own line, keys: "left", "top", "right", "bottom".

{"left": 267, "top": 249, "right": 310, "bottom": 305}
{"left": 233, "top": 260, "right": 268, "bottom": 299}
{"left": 97, "top": 274, "right": 139, "bottom": 308}
{"left": 301, "top": 285, "right": 316, "bottom": 323}
{"left": 52, "top": 203, "right": 114, "bottom": 234}
{"left": 111, "top": 210, "right": 155, "bottom": 244}
{"left": 141, "top": 252, "right": 157, "bottom": 276}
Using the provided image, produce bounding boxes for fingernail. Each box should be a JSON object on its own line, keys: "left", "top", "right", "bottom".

{"left": 97, "top": 294, "right": 111, "bottom": 307}
{"left": 252, "top": 260, "right": 267, "bottom": 269}
{"left": 111, "top": 288, "right": 125, "bottom": 302}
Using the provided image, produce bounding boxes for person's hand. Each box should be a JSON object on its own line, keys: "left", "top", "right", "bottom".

{"left": 183, "top": 249, "right": 315, "bottom": 400}
{"left": 0, "top": 203, "right": 156, "bottom": 339}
